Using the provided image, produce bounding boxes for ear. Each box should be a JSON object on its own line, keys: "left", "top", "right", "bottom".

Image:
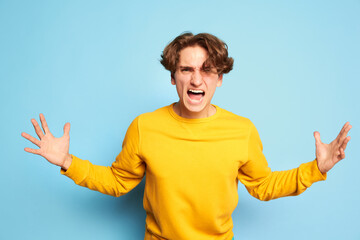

{"left": 216, "top": 74, "right": 223, "bottom": 87}
{"left": 171, "top": 73, "right": 176, "bottom": 85}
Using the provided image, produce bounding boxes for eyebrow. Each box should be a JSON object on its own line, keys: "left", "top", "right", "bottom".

{"left": 178, "top": 66, "right": 195, "bottom": 71}
{"left": 178, "top": 65, "right": 212, "bottom": 69}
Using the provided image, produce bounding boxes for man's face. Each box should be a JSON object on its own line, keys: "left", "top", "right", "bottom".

{"left": 171, "top": 45, "right": 223, "bottom": 119}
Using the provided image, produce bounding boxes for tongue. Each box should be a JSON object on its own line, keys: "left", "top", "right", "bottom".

{"left": 188, "top": 92, "right": 202, "bottom": 101}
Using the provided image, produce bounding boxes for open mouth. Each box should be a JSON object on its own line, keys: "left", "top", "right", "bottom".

{"left": 187, "top": 89, "right": 205, "bottom": 101}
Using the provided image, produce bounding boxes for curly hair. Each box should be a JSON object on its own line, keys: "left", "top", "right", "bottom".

{"left": 160, "top": 32, "right": 234, "bottom": 77}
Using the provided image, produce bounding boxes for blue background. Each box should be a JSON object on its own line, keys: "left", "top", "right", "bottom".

{"left": 1, "top": 1, "right": 359, "bottom": 239}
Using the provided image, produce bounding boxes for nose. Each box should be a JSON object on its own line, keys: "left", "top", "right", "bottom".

{"left": 190, "top": 69, "right": 203, "bottom": 86}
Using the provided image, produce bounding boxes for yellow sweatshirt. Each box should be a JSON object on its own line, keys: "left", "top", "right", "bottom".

{"left": 61, "top": 104, "right": 326, "bottom": 240}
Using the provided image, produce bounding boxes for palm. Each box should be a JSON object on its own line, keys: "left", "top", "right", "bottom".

{"left": 39, "top": 132, "right": 70, "bottom": 166}
{"left": 22, "top": 113, "right": 71, "bottom": 168}
{"left": 314, "top": 122, "right": 352, "bottom": 173}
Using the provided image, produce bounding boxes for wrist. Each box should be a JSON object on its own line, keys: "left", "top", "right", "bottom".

{"left": 316, "top": 158, "right": 327, "bottom": 174}
{"left": 61, "top": 154, "right": 73, "bottom": 171}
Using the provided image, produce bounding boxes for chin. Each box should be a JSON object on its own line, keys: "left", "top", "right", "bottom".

{"left": 185, "top": 104, "right": 206, "bottom": 113}
{"left": 183, "top": 101, "right": 209, "bottom": 115}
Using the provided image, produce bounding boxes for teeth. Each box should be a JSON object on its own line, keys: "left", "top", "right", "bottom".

{"left": 189, "top": 89, "right": 204, "bottom": 94}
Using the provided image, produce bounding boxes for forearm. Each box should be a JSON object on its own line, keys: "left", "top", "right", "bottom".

{"left": 245, "top": 160, "right": 326, "bottom": 201}
{"left": 61, "top": 155, "right": 142, "bottom": 197}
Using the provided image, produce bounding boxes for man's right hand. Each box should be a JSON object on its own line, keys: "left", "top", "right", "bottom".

{"left": 22, "top": 113, "right": 72, "bottom": 170}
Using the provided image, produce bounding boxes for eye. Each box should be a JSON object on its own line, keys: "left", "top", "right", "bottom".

{"left": 202, "top": 67, "right": 211, "bottom": 73}
{"left": 201, "top": 66, "right": 216, "bottom": 74}
{"left": 180, "top": 67, "right": 192, "bottom": 72}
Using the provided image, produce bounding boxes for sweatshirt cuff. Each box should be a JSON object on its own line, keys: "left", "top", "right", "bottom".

{"left": 299, "top": 159, "right": 327, "bottom": 187}
{"left": 60, "top": 155, "right": 90, "bottom": 184}
{"left": 313, "top": 159, "right": 327, "bottom": 180}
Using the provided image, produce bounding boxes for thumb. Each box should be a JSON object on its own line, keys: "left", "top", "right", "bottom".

{"left": 63, "top": 122, "right": 71, "bottom": 136}
{"left": 314, "top": 131, "right": 321, "bottom": 144}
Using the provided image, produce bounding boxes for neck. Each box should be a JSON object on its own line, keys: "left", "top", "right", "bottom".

{"left": 173, "top": 102, "right": 216, "bottom": 119}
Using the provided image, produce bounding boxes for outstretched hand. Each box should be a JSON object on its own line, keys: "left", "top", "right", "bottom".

{"left": 22, "top": 113, "right": 72, "bottom": 170}
{"left": 314, "top": 122, "right": 352, "bottom": 174}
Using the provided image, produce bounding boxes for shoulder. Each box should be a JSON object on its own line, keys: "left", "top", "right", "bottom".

{"left": 133, "top": 105, "right": 173, "bottom": 130}
{"left": 217, "top": 105, "right": 254, "bottom": 129}
{"left": 137, "top": 105, "right": 170, "bottom": 120}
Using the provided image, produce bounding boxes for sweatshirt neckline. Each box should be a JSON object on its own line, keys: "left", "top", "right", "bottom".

{"left": 168, "top": 103, "right": 221, "bottom": 123}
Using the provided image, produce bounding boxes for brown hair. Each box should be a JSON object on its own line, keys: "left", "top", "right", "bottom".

{"left": 160, "top": 32, "right": 234, "bottom": 77}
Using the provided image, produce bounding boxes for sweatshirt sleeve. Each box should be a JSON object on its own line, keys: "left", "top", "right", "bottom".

{"left": 60, "top": 116, "right": 145, "bottom": 197}
{"left": 237, "top": 122, "right": 326, "bottom": 201}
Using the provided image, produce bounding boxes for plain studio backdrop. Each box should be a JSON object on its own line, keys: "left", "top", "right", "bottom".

{"left": 1, "top": 1, "right": 359, "bottom": 239}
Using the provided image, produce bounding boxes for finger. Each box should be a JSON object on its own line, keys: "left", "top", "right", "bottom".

{"left": 63, "top": 122, "right": 70, "bottom": 136}
{"left": 39, "top": 113, "right": 51, "bottom": 135}
{"left": 340, "top": 148, "right": 345, "bottom": 159}
{"left": 339, "top": 124, "right": 352, "bottom": 145}
{"left": 31, "top": 118, "right": 44, "bottom": 139}
{"left": 340, "top": 122, "right": 349, "bottom": 134}
{"left": 314, "top": 131, "right": 321, "bottom": 144}
{"left": 21, "top": 132, "right": 41, "bottom": 147}
{"left": 340, "top": 136, "right": 351, "bottom": 151}
{"left": 346, "top": 124, "right": 352, "bottom": 133}
{"left": 336, "top": 122, "right": 348, "bottom": 140}
{"left": 338, "top": 123, "right": 352, "bottom": 144}
{"left": 24, "top": 147, "right": 41, "bottom": 155}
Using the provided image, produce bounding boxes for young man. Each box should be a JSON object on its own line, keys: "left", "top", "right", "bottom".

{"left": 22, "top": 32, "right": 352, "bottom": 240}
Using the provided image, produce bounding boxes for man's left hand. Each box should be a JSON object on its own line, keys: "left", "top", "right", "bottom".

{"left": 314, "top": 122, "right": 352, "bottom": 174}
